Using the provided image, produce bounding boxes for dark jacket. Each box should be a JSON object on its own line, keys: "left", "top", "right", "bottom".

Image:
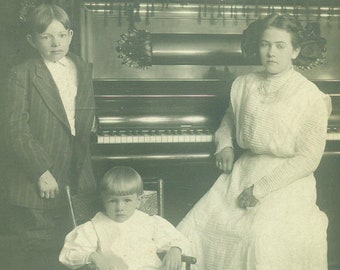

{"left": 2, "top": 53, "right": 96, "bottom": 209}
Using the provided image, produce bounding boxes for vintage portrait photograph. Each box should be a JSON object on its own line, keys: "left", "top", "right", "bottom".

{"left": 0, "top": 0, "right": 339, "bottom": 270}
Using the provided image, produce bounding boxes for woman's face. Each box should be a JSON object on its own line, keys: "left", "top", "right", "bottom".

{"left": 259, "top": 27, "right": 300, "bottom": 75}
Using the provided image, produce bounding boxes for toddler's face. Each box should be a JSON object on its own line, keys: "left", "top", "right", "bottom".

{"left": 103, "top": 193, "right": 141, "bottom": 223}
{"left": 27, "top": 19, "right": 73, "bottom": 62}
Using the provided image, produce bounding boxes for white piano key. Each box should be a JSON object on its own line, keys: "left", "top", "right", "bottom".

{"left": 126, "top": 136, "right": 133, "bottom": 143}
{"left": 327, "top": 132, "right": 340, "bottom": 140}
{"left": 178, "top": 134, "right": 186, "bottom": 142}
{"left": 103, "top": 135, "right": 110, "bottom": 144}
{"left": 97, "top": 135, "right": 104, "bottom": 144}
{"left": 137, "top": 135, "right": 144, "bottom": 143}
{"left": 121, "top": 135, "right": 127, "bottom": 143}
{"left": 144, "top": 135, "right": 151, "bottom": 143}
{"left": 155, "top": 135, "right": 162, "bottom": 143}
{"left": 205, "top": 134, "right": 213, "bottom": 142}
{"left": 196, "top": 134, "right": 202, "bottom": 142}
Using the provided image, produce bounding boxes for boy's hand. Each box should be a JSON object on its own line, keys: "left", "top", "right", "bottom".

{"left": 89, "top": 252, "right": 128, "bottom": 270}
{"left": 162, "top": 247, "right": 182, "bottom": 270}
{"left": 215, "top": 147, "right": 234, "bottom": 173}
{"left": 38, "top": 170, "right": 59, "bottom": 199}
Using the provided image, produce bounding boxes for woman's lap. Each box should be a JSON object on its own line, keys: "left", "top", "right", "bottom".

{"left": 178, "top": 153, "right": 328, "bottom": 270}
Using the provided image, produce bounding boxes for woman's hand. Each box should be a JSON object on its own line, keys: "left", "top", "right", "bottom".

{"left": 215, "top": 147, "right": 234, "bottom": 173}
{"left": 162, "top": 247, "right": 182, "bottom": 270}
{"left": 237, "top": 185, "right": 258, "bottom": 208}
{"left": 88, "top": 252, "right": 128, "bottom": 270}
{"left": 38, "top": 170, "right": 59, "bottom": 199}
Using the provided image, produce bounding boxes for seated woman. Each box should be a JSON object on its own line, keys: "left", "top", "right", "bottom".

{"left": 177, "top": 13, "right": 331, "bottom": 270}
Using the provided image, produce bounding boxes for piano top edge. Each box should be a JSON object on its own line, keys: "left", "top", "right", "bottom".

{"left": 92, "top": 78, "right": 340, "bottom": 82}
{"left": 92, "top": 78, "right": 230, "bottom": 82}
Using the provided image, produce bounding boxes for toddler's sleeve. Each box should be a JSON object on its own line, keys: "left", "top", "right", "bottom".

{"left": 59, "top": 221, "right": 98, "bottom": 269}
{"left": 152, "top": 215, "right": 191, "bottom": 256}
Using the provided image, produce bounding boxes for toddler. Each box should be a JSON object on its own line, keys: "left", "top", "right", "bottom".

{"left": 59, "top": 166, "right": 190, "bottom": 270}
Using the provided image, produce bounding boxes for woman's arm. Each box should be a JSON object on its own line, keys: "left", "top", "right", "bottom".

{"left": 215, "top": 105, "right": 234, "bottom": 153}
{"left": 253, "top": 96, "right": 331, "bottom": 199}
{"left": 215, "top": 105, "right": 235, "bottom": 173}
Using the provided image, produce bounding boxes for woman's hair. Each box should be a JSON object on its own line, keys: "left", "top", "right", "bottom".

{"left": 99, "top": 166, "right": 144, "bottom": 198}
{"left": 260, "top": 13, "right": 304, "bottom": 49}
{"left": 241, "top": 13, "right": 326, "bottom": 69}
{"left": 26, "top": 4, "right": 70, "bottom": 34}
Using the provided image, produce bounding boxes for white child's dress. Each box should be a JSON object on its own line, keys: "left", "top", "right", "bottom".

{"left": 177, "top": 68, "right": 331, "bottom": 270}
{"left": 60, "top": 210, "right": 190, "bottom": 270}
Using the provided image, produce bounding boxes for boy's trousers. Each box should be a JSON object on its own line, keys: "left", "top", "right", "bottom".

{"left": 6, "top": 205, "right": 73, "bottom": 270}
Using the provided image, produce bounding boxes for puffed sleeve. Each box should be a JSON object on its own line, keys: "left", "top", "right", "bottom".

{"left": 59, "top": 221, "right": 99, "bottom": 269}
{"left": 253, "top": 95, "right": 332, "bottom": 199}
{"left": 151, "top": 215, "right": 191, "bottom": 256}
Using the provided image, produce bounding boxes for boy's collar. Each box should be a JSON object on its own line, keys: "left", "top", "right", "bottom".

{"left": 58, "top": 57, "right": 68, "bottom": 66}
{"left": 44, "top": 56, "right": 68, "bottom": 67}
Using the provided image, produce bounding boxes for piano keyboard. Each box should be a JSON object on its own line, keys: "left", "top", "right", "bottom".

{"left": 97, "top": 129, "right": 214, "bottom": 144}
{"left": 97, "top": 129, "right": 340, "bottom": 144}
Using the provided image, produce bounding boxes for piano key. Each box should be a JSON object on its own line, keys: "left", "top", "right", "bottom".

{"left": 327, "top": 132, "right": 340, "bottom": 141}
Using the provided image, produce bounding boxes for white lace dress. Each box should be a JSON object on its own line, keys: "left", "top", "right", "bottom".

{"left": 177, "top": 68, "right": 331, "bottom": 270}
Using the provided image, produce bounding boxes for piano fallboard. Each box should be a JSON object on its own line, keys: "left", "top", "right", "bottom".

{"left": 91, "top": 79, "right": 229, "bottom": 161}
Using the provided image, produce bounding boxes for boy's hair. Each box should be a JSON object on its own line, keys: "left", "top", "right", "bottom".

{"left": 99, "top": 166, "right": 144, "bottom": 198}
{"left": 27, "top": 4, "right": 70, "bottom": 34}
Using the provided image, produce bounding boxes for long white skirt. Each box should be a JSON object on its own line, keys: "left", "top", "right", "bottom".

{"left": 177, "top": 151, "right": 328, "bottom": 270}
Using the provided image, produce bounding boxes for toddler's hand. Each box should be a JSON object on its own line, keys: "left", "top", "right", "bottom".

{"left": 162, "top": 247, "right": 182, "bottom": 270}
{"left": 89, "top": 252, "right": 128, "bottom": 270}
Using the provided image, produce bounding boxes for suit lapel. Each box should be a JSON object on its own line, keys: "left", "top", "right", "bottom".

{"left": 32, "top": 58, "right": 71, "bottom": 133}
{"left": 71, "top": 54, "right": 93, "bottom": 139}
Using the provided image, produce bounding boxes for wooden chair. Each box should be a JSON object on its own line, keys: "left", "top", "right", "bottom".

{"left": 65, "top": 177, "right": 196, "bottom": 270}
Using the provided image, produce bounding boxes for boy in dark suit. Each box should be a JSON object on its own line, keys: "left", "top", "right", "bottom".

{"left": 1, "top": 4, "right": 97, "bottom": 270}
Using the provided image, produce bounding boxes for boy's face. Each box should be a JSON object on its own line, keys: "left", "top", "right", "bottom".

{"left": 27, "top": 19, "right": 73, "bottom": 62}
{"left": 103, "top": 193, "right": 141, "bottom": 223}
